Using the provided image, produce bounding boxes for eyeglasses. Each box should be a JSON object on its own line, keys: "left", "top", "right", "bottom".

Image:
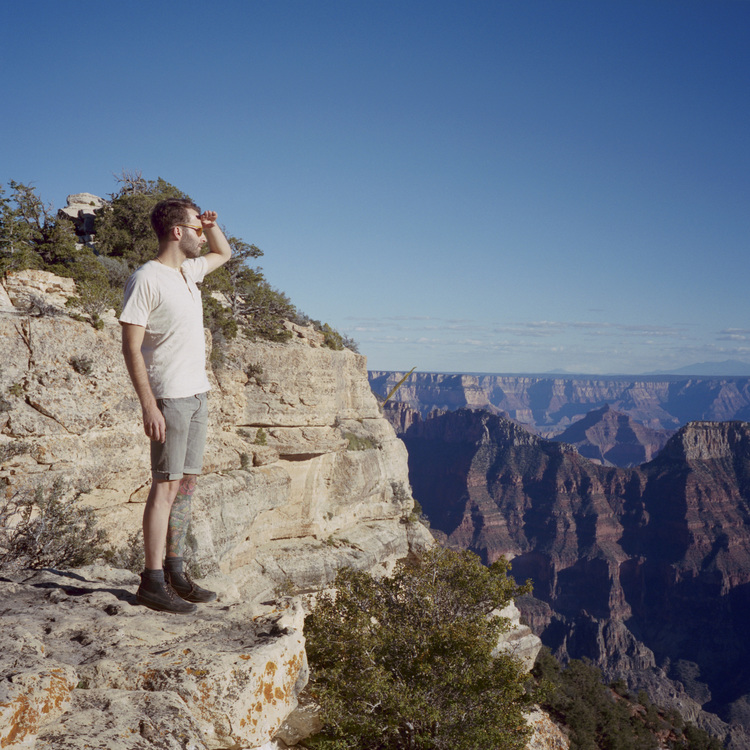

{"left": 175, "top": 223, "right": 203, "bottom": 237}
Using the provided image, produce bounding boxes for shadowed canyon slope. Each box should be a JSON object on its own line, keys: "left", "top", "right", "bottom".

{"left": 392, "top": 405, "right": 750, "bottom": 747}
{"left": 370, "top": 370, "right": 750, "bottom": 434}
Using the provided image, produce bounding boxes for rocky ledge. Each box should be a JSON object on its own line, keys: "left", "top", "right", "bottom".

{"left": 0, "top": 269, "right": 433, "bottom": 747}
{"left": 0, "top": 566, "right": 306, "bottom": 749}
{"left": 0, "top": 271, "right": 559, "bottom": 749}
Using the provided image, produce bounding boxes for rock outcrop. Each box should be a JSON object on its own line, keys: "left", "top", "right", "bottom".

{"left": 0, "top": 566, "right": 307, "bottom": 750}
{"left": 57, "top": 193, "right": 105, "bottom": 244}
{"left": 0, "top": 270, "right": 433, "bottom": 748}
{"left": 396, "top": 407, "right": 750, "bottom": 747}
{"left": 370, "top": 370, "right": 750, "bottom": 436}
{"left": 0, "top": 271, "right": 432, "bottom": 607}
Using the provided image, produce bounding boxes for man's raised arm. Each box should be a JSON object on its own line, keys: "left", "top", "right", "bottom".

{"left": 198, "top": 210, "right": 232, "bottom": 274}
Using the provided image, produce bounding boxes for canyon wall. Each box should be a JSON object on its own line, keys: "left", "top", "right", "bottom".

{"left": 370, "top": 370, "right": 750, "bottom": 434}
{"left": 395, "top": 406, "right": 750, "bottom": 748}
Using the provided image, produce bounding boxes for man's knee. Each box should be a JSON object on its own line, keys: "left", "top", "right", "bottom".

{"left": 148, "top": 477, "right": 183, "bottom": 506}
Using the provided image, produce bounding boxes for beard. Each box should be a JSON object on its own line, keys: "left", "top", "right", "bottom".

{"left": 179, "top": 233, "right": 203, "bottom": 258}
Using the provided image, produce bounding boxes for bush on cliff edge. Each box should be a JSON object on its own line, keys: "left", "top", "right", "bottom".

{"left": 1, "top": 175, "right": 356, "bottom": 348}
{"left": 303, "top": 547, "right": 534, "bottom": 750}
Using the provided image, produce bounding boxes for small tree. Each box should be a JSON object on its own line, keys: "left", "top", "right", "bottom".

{"left": 94, "top": 172, "right": 190, "bottom": 268}
{"left": 0, "top": 181, "right": 53, "bottom": 275}
{"left": 201, "top": 236, "right": 295, "bottom": 343}
{"left": 304, "top": 547, "right": 534, "bottom": 750}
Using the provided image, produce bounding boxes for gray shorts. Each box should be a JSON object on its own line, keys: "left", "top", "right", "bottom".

{"left": 150, "top": 392, "right": 208, "bottom": 481}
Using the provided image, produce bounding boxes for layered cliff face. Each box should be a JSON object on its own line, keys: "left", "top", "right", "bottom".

{"left": 396, "top": 406, "right": 750, "bottom": 747}
{"left": 0, "top": 270, "right": 434, "bottom": 749}
{"left": 370, "top": 370, "right": 750, "bottom": 434}
{"left": 1, "top": 270, "right": 431, "bottom": 604}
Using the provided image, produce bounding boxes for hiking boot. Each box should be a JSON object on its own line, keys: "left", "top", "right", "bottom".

{"left": 136, "top": 574, "right": 198, "bottom": 614}
{"left": 165, "top": 569, "right": 217, "bottom": 603}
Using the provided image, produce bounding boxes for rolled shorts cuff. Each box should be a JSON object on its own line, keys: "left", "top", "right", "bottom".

{"left": 152, "top": 470, "right": 190, "bottom": 482}
{"left": 151, "top": 464, "right": 204, "bottom": 481}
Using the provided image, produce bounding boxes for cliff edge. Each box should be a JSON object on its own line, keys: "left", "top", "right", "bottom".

{"left": 0, "top": 269, "right": 433, "bottom": 749}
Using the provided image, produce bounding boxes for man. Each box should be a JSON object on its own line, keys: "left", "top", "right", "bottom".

{"left": 120, "top": 198, "right": 232, "bottom": 614}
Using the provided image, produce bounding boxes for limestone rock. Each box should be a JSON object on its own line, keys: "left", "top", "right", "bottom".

{"left": 493, "top": 602, "right": 542, "bottom": 672}
{"left": 0, "top": 568, "right": 307, "bottom": 750}
{"left": 35, "top": 690, "right": 209, "bottom": 750}
{"left": 524, "top": 707, "right": 570, "bottom": 750}
{"left": 2, "top": 270, "right": 77, "bottom": 314}
{"left": 57, "top": 193, "right": 105, "bottom": 242}
{"left": 0, "top": 270, "right": 433, "bottom": 748}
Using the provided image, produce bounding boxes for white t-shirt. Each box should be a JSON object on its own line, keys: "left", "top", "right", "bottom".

{"left": 120, "top": 257, "right": 211, "bottom": 399}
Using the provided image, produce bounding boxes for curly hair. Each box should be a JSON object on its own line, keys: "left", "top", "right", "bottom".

{"left": 150, "top": 199, "right": 201, "bottom": 240}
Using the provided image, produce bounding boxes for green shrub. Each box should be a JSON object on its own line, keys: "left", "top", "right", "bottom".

{"left": 70, "top": 354, "right": 94, "bottom": 376}
{"left": 8, "top": 382, "right": 23, "bottom": 398}
{"left": 295, "top": 316, "right": 358, "bottom": 352}
{"left": 532, "top": 649, "right": 724, "bottom": 750}
{"left": 0, "top": 479, "right": 109, "bottom": 572}
{"left": 245, "top": 363, "right": 264, "bottom": 383}
{"left": 343, "top": 431, "right": 375, "bottom": 451}
{"left": 304, "top": 547, "right": 534, "bottom": 750}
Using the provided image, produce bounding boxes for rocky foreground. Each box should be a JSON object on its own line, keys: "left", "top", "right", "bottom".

{"left": 0, "top": 566, "right": 307, "bottom": 749}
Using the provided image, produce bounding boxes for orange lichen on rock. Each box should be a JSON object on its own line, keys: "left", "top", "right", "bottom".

{"left": 0, "top": 668, "right": 76, "bottom": 748}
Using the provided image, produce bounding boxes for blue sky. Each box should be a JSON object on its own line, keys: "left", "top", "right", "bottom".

{"left": 3, "top": 0, "right": 749, "bottom": 375}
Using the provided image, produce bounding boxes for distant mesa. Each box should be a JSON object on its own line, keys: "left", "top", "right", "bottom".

{"left": 551, "top": 403, "right": 672, "bottom": 467}
{"left": 369, "top": 369, "right": 750, "bottom": 437}
{"left": 645, "top": 359, "right": 750, "bottom": 377}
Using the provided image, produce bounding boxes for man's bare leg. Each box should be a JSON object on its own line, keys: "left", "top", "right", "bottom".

{"left": 143, "top": 478, "right": 181, "bottom": 570}
{"left": 166, "top": 473, "right": 196, "bottom": 559}
{"left": 163, "top": 474, "right": 216, "bottom": 603}
{"left": 137, "top": 477, "right": 197, "bottom": 614}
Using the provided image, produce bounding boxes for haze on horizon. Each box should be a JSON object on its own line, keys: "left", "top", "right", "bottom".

{"left": 3, "top": 1, "right": 748, "bottom": 376}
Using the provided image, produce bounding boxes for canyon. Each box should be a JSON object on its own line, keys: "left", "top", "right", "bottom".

{"left": 391, "top": 404, "right": 750, "bottom": 748}
{"left": 369, "top": 370, "right": 750, "bottom": 434}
